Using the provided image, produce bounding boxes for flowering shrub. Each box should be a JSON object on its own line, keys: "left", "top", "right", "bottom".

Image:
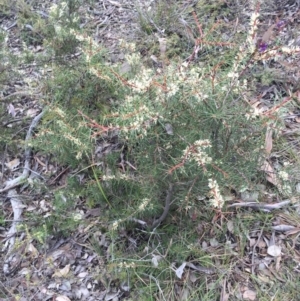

{"left": 34, "top": 3, "right": 300, "bottom": 231}
{"left": 15, "top": 1, "right": 300, "bottom": 297}
{"left": 65, "top": 10, "right": 275, "bottom": 226}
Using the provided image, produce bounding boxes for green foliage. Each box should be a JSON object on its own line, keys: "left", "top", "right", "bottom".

{"left": 2, "top": 0, "right": 299, "bottom": 298}
{"left": 0, "top": 28, "right": 27, "bottom": 151}
{"left": 32, "top": 0, "right": 269, "bottom": 262}
{"left": 0, "top": 29, "right": 21, "bottom": 86}
{"left": 97, "top": 50, "right": 265, "bottom": 221}
{"left": 25, "top": 190, "right": 83, "bottom": 238}
{"left": 33, "top": 105, "right": 92, "bottom": 167}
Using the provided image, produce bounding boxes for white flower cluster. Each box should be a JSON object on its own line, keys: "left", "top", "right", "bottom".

{"left": 119, "top": 39, "right": 136, "bottom": 52}
{"left": 182, "top": 139, "right": 212, "bottom": 167}
{"left": 120, "top": 101, "right": 162, "bottom": 137}
{"left": 281, "top": 46, "right": 300, "bottom": 54}
{"left": 138, "top": 198, "right": 151, "bottom": 211}
{"left": 245, "top": 106, "right": 264, "bottom": 120}
{"left": 71, "top": 31, "right": 111, "bottom": 80}
{"left": 276, "top": 170, "right": 292, "bottom": 196}
{"left": 223, "top": 11, "right": 260, "bottom": 88}
{"left": 54, "top": 107, "right": 67, "bottom": 118}
{"left": 168, "top": 63, "right": 209, "bottom": 102}
{"left": 278, "top": 171, "right": 289, "bottom": 181}
{"left": 111, "top": 219, "right": 122, "bottom": 230}
{"left": 72, "top": 212, "right": 84, "bottom": 221}
{"left": 129, "top": 67, "right": 153, "bottom": 93}
{"left": 208, "top": 178, "right": 225, "bottom": 208}
{"left": 257, "top": 45, "right": 300, "bottom": 62}
{"left": 49, "top": 2, "right": 67, "bottom": 19}
{"left": 49, "top": 2, "right": 78, "bottom": 34}
{"left": 118, "top": 261, "right": 136, "bottom": 269}
{"left": 125, "top": 53, "right": 140, "bottom": 66}
{"left": 102, "top": 174, "right": 131, "bottom": 181}
{"left": 226, "top": 43, "right": 250, "bottom": 84}
{"left": 278, "top": 183, "right": 292, "bottom": 196}
{"left": 167, "top": 82, "right": 180, "bottom": 98}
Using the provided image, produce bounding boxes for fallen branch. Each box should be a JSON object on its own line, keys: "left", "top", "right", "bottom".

{"left": 2, "top": 109, "right": 47, "bottom": 275}
{"left": 1, "top": 89, "right": 41, "bottom": 101}
{"left": 0, "top": 109, "right": 46, "bottom": 193}
{"left": 3, "top": 190, "right": 24, "bottom": 275}
{"left": 228, "top": 200, "right": 290, "bottom": 212}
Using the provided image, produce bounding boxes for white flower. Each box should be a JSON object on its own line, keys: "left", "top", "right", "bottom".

{"left": 112, "top": 220, "right": 120, "bottom": 230}
{"left": 72, "top": 212, "right": 83, "bottom": 221}
{"left": 278, "top": 171, "right": 289, "bottom": 181}
{"left": 227, "top": 72, "right": 238, "bottom": 79}
{"left": 182, "top": 140, "right": 212, "bottom": 166}
{"left": 138, "top": 198, "right": 150, "bottom": 211}
{"left": 208, "top": 179, "right": 225, "bottom": 208}
{"left": 49, "top": 4, "right": 58, "bottom": 17}
{"left": 54, "top": 25, "right": 63, "bottom": 35}
{"left": 167, "top": 83, "right": 179, "bottom": 97}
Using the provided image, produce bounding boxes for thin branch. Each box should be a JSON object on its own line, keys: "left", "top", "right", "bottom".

{"left": 0, "top": 109, "right": 47, "bottom": 193}
{"left": 228, "top": 200, "right": 290, "bottom": 212}
{"left": 151, "top": 183, "right": 174, "bottom": 229}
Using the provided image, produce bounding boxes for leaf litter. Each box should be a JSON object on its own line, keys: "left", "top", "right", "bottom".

{"left": 1, "top": 0, "right": 300, "bottom": 300}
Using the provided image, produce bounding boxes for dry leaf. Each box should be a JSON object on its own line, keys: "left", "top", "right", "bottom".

{"left": 210, "top": 238, "right": 219, "bottom": 247}
{"left": 77, "top": 272, "right": 88, "bottom": 278}
{"left": 7, "top": 103, "right": 16, "bottom": 117}
{"left": 152, "top": 255, "right": 162, "bottom": 267}
{"left": 5, "top": 158, "right": 20, "bottom": 170}
{"left": 265, "top": 127, "right": 273, "bottom": 155}
{"left": 249, "top": 238, "right": 256, "bottom": 248}
{"left": 275, "top": 255, "right": 282, "bottom": 271}
{"left": 271, "top": 225, "right": 296, "bottom": 232}
{"left": 261, "top": 160, "right": 279, "bottom": 186}
{"left": 267, "top": 245, "right": 281, "bottom": 257}
{"left": 27, "top": 243, "right": 39, "bottom": 258}
{"left": 227, "top": 220, "right": 234, "bottom": 233}
{"left": 257, "top": 239, "right": 266, "bottom": 249}
{"left": 175, "top": 262, "right": 186, "bottom": 279}
{"left": 261, "top": 24, "right": 276, "bottom": 43}
{"left": 108, "top": 0, "right": 121, "bottom": 7}
{"left": 243, "top": 289, "right": 256, "bottom": 300}
{"left": 150, "top": 55, "right": 159, "bottom": 64}
{"left": 202, "top": 241, "right": 208, "bottom": 249}
{"left": 55, "top": 296, "right": 71, "bottom": 301}
{"left": 26, "top": 108, "right": 39, "bottom": 117}
{"left": 158, "top": 38, "right": 167, "bottom": 58}
{"left": 53, "top": 264, "right": 71, "bottom": 278}
{"left": 164, "top": 123, "right": 174, "bottom": 135}
{"left": 286, "top": 228, "right": 300, "bottom": 235}
{"left": 257, "top": 273, "right": 271, "bottom": 283}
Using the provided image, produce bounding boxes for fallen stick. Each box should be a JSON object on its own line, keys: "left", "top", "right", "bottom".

{"left": 2, "top": 109, "right": 47, "bottom": 275}
{"left": 228, "top": 200, "right": 290, "bottom": 212}
{"left": 3, "top": 190, "right": 24, "bottom": 275}
{"left": 0, "top": 109, "right": 46, "bottom": 193}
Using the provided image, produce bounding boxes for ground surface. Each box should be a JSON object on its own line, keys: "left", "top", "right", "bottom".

{"left": 1, "top": 0, "right": 300, "bottom": 300}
